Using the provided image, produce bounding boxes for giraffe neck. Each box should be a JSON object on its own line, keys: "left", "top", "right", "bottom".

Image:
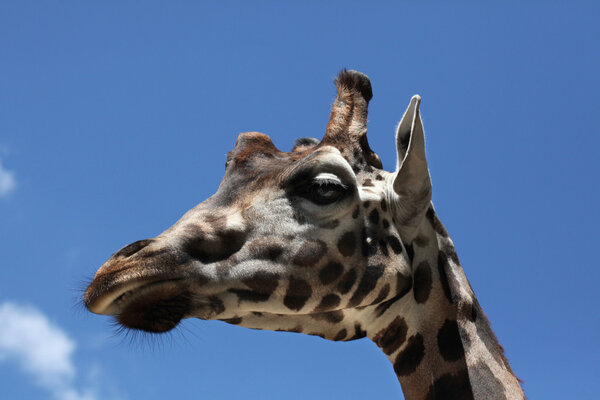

{"left": 359, "top": 210, "right": 525, "bottom": 400}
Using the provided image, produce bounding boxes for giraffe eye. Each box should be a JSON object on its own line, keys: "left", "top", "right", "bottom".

{"left": 308, "top": 183, "right": 347, "bottom": 205}
{"left": 297, "top": 173, "right": 350, "bottom": 206}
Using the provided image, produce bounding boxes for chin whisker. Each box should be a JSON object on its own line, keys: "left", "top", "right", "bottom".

{"left": 70, "top": 273, "right": 96, "bottom": 318}
{"left": 108, "top": 317, "right": 195, "bottom": 352}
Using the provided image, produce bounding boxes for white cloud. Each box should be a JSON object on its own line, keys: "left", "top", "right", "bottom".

{"left": 0, "top": 158, "right": 16, "bottom": 197}
{"left": 0, "top": 302, "right": 102, "bottom": 400}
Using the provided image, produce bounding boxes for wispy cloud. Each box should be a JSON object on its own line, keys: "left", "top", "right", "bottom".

{"left": 0, "top": 302, "right": 112, "bottom": 400}
{"left": 0, "top": 158, "right": 16, "bottom": 197}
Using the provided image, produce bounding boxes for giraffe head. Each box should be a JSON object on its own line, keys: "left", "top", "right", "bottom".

{"left": 84, "top": 70, "right": 432, "bottom": 339}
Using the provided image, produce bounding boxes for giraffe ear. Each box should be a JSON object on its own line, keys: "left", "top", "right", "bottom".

{"left": 392, "top": 95, "right": 432, "bottom": 224}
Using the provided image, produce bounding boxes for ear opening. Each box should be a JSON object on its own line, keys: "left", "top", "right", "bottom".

{"left": 392, "top": 95, "right": 432, "bottom": 225}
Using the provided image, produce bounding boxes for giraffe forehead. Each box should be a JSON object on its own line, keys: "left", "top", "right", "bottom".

{"left": 228, "top": 131, "right": 368, "bottom": 175}
{"left": 220, "top": 140, "right": 357, "bottom": 202}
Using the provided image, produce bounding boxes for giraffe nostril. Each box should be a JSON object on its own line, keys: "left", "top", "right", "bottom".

{"left": 112, "top": 239, "right": 154, "bottom": 259}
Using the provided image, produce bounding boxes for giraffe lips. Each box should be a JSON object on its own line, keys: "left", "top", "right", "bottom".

{"left": 85, "top": 279, "right": 191, "bottom": 333}
{"left": 113, "top": 280, "right": 192, "bottom": 333}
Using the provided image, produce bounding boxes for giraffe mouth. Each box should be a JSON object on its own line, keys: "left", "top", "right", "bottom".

{"left": 113, "top": 279, "right": 192, "bottom": 333}
{"left": 85, "top": 278, "right": 191, "bottom": 333}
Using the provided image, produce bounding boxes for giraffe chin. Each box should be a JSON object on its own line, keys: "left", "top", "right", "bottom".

{"left": 113, "top": 281, "right": 191, "bottom": 333}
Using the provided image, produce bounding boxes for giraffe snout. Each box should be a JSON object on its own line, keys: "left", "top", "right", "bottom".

{"left": 84, "top": 238, "right": 187, "bottom": 316}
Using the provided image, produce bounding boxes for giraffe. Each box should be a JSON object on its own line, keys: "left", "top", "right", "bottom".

{"left": 84, "top": 70, "right": 525, "bottom": 399}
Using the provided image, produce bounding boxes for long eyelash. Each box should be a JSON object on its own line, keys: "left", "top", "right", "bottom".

{"left": 313, "top": 178, "right": 347, "bottom": 188}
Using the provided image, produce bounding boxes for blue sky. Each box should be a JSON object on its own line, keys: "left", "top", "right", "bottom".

{"left": 1, "top": 2, "right": 598, "bottom": 399}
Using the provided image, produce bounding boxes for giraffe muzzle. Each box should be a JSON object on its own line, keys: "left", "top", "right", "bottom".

{"left": 84, "top": 238, "right": 189, "bottom": 313}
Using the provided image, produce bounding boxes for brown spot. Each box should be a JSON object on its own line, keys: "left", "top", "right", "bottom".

{"left": 438, "top": 251, "right": 454, "bottom": 303}
{"left": 184, "top": 229, "right": 246, "bottom": 264}
{"left": 426, "top": 207, "right": 449, "bottom": 237}
{"left": 469, "top": 303, "right": 478, "bottom": 322}
{"left": 373, "top": 275, "right": 412, "bottom": 318}
{"left": 378, "top": 239, "right": 389, "bottom": 256}
{"left": 368, "top": 208, "right": 380, "bottom": 225}
{"left": 374, "top": 293, "right": 401, "bottom": 317}
{"left": 413, "top": 261, "right": 432, "bottom": 303}
{"left": 326, "top": 310, "right": 345, "bottom": 323}
{"left": 334, "top": 329, "right": 347, "bottom": 341}
{"left": 375, "top": 174, "right": 383, "bottom": 181}
{"left": 425, "top": 369, "right": 474, "bottom": 400}
{"left": 438, "top": 319, "right": 466, "bottom": 362}
{"left": 319, "top": 261, "right": 344, "bottom": 285}
{"left": 373, "top": 317, "right": 408, "bottom": 355}
{"left": 363, "top": 179, "right": 374, "bottom": 187}
{"left": 380, "top": 199, "right": 387, "bottom": 212}
{"left": 459, "top": 302, "right": 477, "bottom": 322}
{"left": 248, "top": 240, "right": 284, "bottom": 261}
{"left": 337, "top": 268, "right": 357, "bottom": 294}
{"left": 241, "top": 272, "right": 280, "bottom": 297}
{"left": 283, "top": 277, "right": 312, "bottom": 311}
{"left": 312, "top": 310, "right": 344, "bottom": 323}
{"left": 396, "top": 272, "right": 412, "bottom": 298}
{"left": 292, "top": 239, "right": 327, "bottom": 266}
{"left": 387, "top": 235, "right": 403, "bottom": 255}
{"left": 372, "top": 283, "right": 390, "bottom": 304}
{"left": 348, "top": 264, "right": 384, "bottom": 307}
{"left": 228, "top": 288, "right": 271, "bottom": 303}
{"left": 337, "top": 231, "right": 356, "bottom": 257}
{"left": 393, "top": 334, "right": 425, "bottom": 376}
{"left": 363, "top": 201, "right": 371, "bottom": 209}
{"left": 413, "top": 235, "right": 430, "bottom": 247}
{"left": 405, "top": 243, "right": 414, "bottom": 263}
{"left": 348, "top": 323, "right": 367, "bottom": 340}
{"left": 314, "top": 294, "right": 341, "bottom": 311}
